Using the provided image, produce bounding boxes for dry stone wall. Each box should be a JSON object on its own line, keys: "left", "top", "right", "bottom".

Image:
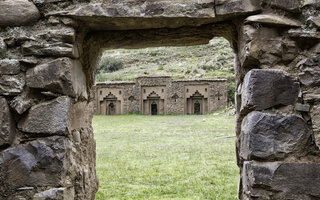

{"left": 0, "top": 0, "right": 319, "bottom": 199}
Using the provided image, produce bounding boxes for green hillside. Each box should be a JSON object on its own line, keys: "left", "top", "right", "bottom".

{"left": 96, "top": 37, "right": 235, "bottom": 82}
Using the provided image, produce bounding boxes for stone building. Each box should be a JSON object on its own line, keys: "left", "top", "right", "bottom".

{"left": 95, "top": 76, "right": 227, "bottom": 115}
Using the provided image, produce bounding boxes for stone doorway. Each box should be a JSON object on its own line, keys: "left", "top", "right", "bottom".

{"left": 194, "top": 101, "right": 201, "bottom": 114}
{"left": 1, "top": 1, "right": 319, "bottom": 200}
{"left": 151, "top": 102, "right": 158, "bottom": 115}
{"left": 107, "top": 102, "right": 116, "bottom": 115}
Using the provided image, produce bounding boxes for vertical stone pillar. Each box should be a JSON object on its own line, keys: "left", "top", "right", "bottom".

{"left": 236, "top": 2, "right": 320, "bottom": 199}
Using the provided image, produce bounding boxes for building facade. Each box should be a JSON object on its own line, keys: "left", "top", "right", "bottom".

{"left": 95, "top": 76, "right": 227, "bottom": 115}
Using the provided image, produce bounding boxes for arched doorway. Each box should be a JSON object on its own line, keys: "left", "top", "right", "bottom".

{"left": 187, "top": 90, "right": 207, "bottom": 115}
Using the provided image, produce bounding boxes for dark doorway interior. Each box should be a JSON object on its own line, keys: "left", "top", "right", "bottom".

{"left": 108, "top": 103, "right": 116, "bottom": 115}
{"left": 151, "top": 102, "right": 158, "bottom": 115}
{"left": 194, "top": 101, "right": 201, "bottom": 114}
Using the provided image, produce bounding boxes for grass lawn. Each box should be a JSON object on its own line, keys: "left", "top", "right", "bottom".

{"left": 93, "top": 111, "right": 238, "bottom": 200}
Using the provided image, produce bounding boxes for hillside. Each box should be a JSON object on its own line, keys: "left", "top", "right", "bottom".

{"left": 95, "top": 37, "right": 235, "bottom": 82}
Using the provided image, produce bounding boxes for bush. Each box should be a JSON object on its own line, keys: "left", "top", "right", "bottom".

{"left": 227, "top": 80, "right": 235, "bottom": 104}
{"left": 97, "top": 57, "right": 124, "bottom": 73}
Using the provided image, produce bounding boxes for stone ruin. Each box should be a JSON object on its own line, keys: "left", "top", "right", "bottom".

{"left": 95, "top": 76, "right": 227, "bottom": 115}
{"left": 0, "top": 0, "right": 320, "bottom": 199}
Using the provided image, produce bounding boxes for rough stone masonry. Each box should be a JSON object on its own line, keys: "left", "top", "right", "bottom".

{"left": 0, "top": 0, "right": 320, "bottom": 199}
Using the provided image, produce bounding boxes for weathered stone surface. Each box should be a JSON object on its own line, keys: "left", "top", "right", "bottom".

{"left": 262, "top": 0, "right": 300, "bottom": 12}
{"left": 241, "top": 69, "right": 300, "bottom": 112}
{"left": 0, "top": 0, "right": 40, "bottom": 28}
{"left": 303, "top": 0, "right": 320, "bottom": 8}
{"left": 26, "top": 58, "right": 87, "bottom": 98}
{"left": 299, "top": 67, "right": 320, "bottom": 87}
{"left": 21, "top": 42, "right": 79, "bottom": 58}
{"left": 0, "top": 97, "right": 15, "bottom": 147}
{"left": 215, "top": 0, "right": 261, "bottom": 16}
{"left": 18, "top": 96, "right": 71, "bottom": 135}
{"left": 10, "top": 89, "right": 36, "bottom": 115}
{"left": 295, "top": 103, "right": 310, "bottom": 112}
{"left": 33, "top": 0, "right": 67, "bottom": 5}
{"left": 37, "top": 27, "right": 76, "bottom": 44}
{"left": 33, "top": 187, "right": 75, "bottom": 200}
{"left": 310, "top": 104, "right": 320, "bottom": 149}
{"left": 0, "top": 73, "right": 25, "bottom": 95}
{"left": 243, "top": 162, "right": 320, "bottom": 199}
{"left": 289, "top": 29, "right": 320, "bottom": 39}
{"left": 0, "top": 59, "right": 20, "bottom": 75}
{"left": 47, "top": 1, "right": 217, "bottom": 30}
{"left": 0, "top": 136, "right": 73, "bottom": 198}
{"left": 312, "top": 16, "right": 320, "bottom": 27}
{"left": 245, "top": 14, "right": 301, "bottom": 27}
{"left": 0, "top": 37, "right": 6, "bottom": 57}
{"left": 240, "top": 112, "right": 310, "bottom": 160}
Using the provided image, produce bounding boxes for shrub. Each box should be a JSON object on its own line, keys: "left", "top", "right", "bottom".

{"left": 97, "top": 56, "right": 124, "bottom": 73}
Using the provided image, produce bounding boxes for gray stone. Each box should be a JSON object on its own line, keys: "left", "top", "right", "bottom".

{"left": 215, "top": 0, "right": 261, "bottom": 16}
{"left": 310, "top": 104, "right": 320, "bottom": 149}
{"left": 37, "top": 27, "right": 76, "bottom": 43}
{"left": 0, "top": 0, "right": 40, "bottom": 28}
{"left": 33, "top": 187, "right": 75, "bottom": 200}
{"left": 240, "top": 112, "right": 310, "bottom": 160}
{"left": 312, "top": 16, "right": 320, "bottom": 27}
{"left": 295, "top": 103, "right": 310, "bottom": 112}
{"left": 0, "top": 73, "right": 25, "bottom": 95}
{"left": 18, "top": 96, "right": 71, "bottom": 135}
{"left": 10, "top": 89, "right": 36, "bottom": 115}
{"left": 288, "top": 29, "right": 320, "bottom": 39}
{"left": 303, "top": 0, "right": 320, "bottom": 8}
{"left": 0, "top": 97, "right": 15, "bottom": 147}
{"left": 241, "top": 69, "right": 300, "bottom": 112}
{"left": 26, "top": 58, "right": 87, "bottom": 98}
{"left": 262, "top": 0, "right": 300, "bottom": 12}
{"left": 243, "top": 161, "right": 320, "bottom": 199}
{"left": 0, "top": 37, "right": 6, "bottom": 57}
{"left": 299, "top": 67, "right": 320, "bottom": 87}
{"left": 0, "top": 59, "right": 20, "bottom": 75}
{"left": 245, "top": 14, "right": 301, "bottom": 27}
{"left": 21, "top": 42, "right": 79, "bottom": 58}
{"left": 0, "top": 136, "right": 73, "bottom": 197}
{"left": 33, "top": 0, "right": 68, "bottom": 5}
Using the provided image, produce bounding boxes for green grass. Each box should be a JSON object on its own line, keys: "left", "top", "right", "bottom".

{"left": 93, "top": 111, "right": 238, "bottom": 200}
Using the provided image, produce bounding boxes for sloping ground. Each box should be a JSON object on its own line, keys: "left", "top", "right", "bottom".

{"left": 96, "top": 37, "right": 234, "bottom": 82}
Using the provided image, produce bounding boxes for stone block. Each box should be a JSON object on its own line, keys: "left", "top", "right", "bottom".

{"left": 310, "top": 104, "right": 320, "bottom": 148}
{"left": 303, "top": 0, "right": 320, "bottom": 8}
{"left": 241, "top": 69, "right": 299, "bottom": 112}
{"left": 21, "top": 42, "right": 79, "bottom": 58}
{"left": 299, "top": 67, "right": 320, "bottom": 87}
{"left": 0, "top": 59, "right": 20, "bottom": 75}
{"left": 240, "top": 112, "right": 310, "bottom": 160}
{"left": 0, "top": 73, "right": 25, "bottom": 95}
{"left": 245, "top": 14, "right": 301, "bottom": 27}
{"left": 33, "top": 187, "right": 75, "bottom": 200}
{"left": 0, "top": 97, "right": 15, "bottom": 147}
{"left": 0, "top": 136, "right": 73, "bottom": 197}
{"left": 37, "top": 27, "right": 76, "bottom": 43}
{"left": 295, "top": 103, "right": 310, "bottom": 112}
{"left": 215, "top": 0, "right": 261, "bottom": 16}
{"left": 18, "top": 96, "right": 71, "bottom": 135}
{"left": 0, "top": 37, "right": 6, "bottom": 57}
{"left": 243, "top": 161, "right": 320, "bottom": 199}
{"left": 262, "top": 0, "right": 300, "bottom": 12}
{"left": 0, "top": 0, "right": 40, "bottom": 28}
{"left": 26, "top": 57, "right": 87, "bottom": 98}
{"left": 10, "top": 89, "right": 36, "bottom": 115}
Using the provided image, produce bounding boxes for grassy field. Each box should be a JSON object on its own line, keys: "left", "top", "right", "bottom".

{"left": 93, "top": 111, "right": 238, "bottom": 200}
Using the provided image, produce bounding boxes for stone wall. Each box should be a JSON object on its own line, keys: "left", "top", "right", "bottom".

{"left": 0, "top": 0, "right": 319, "bottom": 199}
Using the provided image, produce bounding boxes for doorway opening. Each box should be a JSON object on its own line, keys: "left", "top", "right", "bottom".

{"left": 151, "top": 102, "right": 158, "bottom": 115}
{"left": 92, "top": 37, "right": 237, "bottom": 199}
